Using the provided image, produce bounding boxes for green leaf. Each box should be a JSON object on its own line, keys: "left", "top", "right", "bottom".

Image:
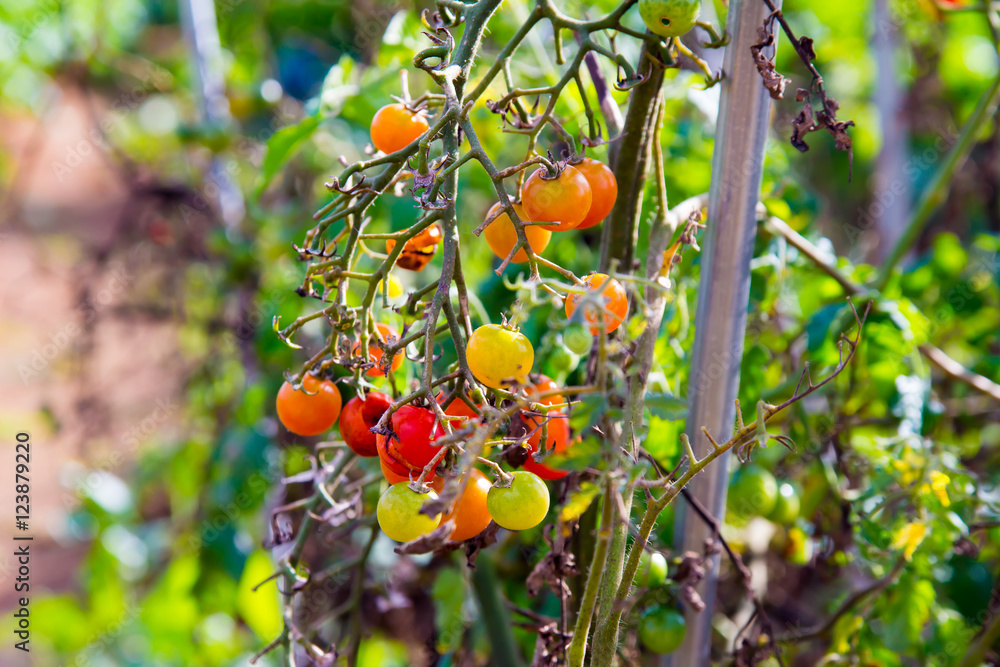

{"left": 559, "top": 481, "right": 600, "bottom": 522}
{"left": 256, "top": 115, "right": 322, "bottom": 195}
{"left": 644, "top": 393, "right": 687, "bottom": 421}
{"left": 883, "top": 575, "right": 935, "bottom": 650}
{"left": 432, "top": 568, "right": 467, "bottom": 654}
{"left": 237, "top": 550, "right": 283, "bottom": 640}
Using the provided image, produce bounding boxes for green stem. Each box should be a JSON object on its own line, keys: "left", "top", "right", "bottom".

{"left": 567, "top": 479, "right": 615, "bottom": 666}
{"left": 876, "top": 70, "right": 1000, "bottom": 290}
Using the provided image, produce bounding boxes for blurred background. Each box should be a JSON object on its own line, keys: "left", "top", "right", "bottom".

{"left": 0, "top": 0, "right": 998, "bottom": 664}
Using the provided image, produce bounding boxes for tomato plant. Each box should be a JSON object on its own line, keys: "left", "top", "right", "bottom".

{"left": 353, "top": 322, "right": 404, "bottom": 377}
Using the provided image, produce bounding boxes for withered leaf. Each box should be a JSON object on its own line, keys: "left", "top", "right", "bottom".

{"left": 393, "top": 520, "right": 456, "bottom": 555}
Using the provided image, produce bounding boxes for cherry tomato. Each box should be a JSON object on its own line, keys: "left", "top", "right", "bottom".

{"left": 487, "top": 470, "right": 550, "bottom": 530}
{"left": 483, "top": 201, "right": 551, "bottom": 263}
{"left": 525, "top": 375, "right": 564, "bottom": 406}
{"left": 542, "top": 346, "right": 578, "bottom": 378}
{"left": 380, "top": 456, "right": 419, "bottom": 484}
{"left": 727, "top": 464, "right": 778, "bottom": 519}
{"left": 441, "top": 469, "right": 493, "bottom": 541}
{"left": 521, "top": 413, "right": 571, "bottom": 480}
{"left": 638, "top": 606, "right": 686, "bottom": 654}
{"left": 339, "top": 391, "right": 392, "bottom": 457}
{"left": 376, "top": 483, "right": 442, "bottom": 542}
{"left": 467, "top": 324, "right": 534, "bottom": 389}
{"left": 370, "top": 103, "right": 430, "bottom": 155}
{"left": 353, "top": 323, "right": 404, "bottom": 377}
{"left": 521, "top": 165, "right": 592, "bottom": 232}
{"left": 572, "top": 158, "right": 618, "bottom": 230}
{"left": 636, "top": 550, "right": 668, "bottom": 588}
{"left": 563, "top": 322, "right": 593, "bottom": 356}
{"left": 638, "top": 0, "right": 701, "bottom": 38}
{"left": 276, "top": 374, "right": 343, "bottom": 436}
{"left": 376, "top": 404, "right": 446, "bottom": 478}
{"left": 767, "top": 482, "right": 801, "bottom": 525}
{"left": 565, "top": 273, "right": 629, "bottom": 335}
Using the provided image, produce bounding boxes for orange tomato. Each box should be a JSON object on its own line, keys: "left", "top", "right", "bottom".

{"left": 370, "top": 103, "right": 430, "bottom": 154}
{"left": 521, "top": 165, "right": 592, "bottom": 232}
{"left": 573, "top": 158, "right": 618, "bottom": 230}
{"left": 441, "top": 469, "right": 493, "bottom": 541}
{"left": 521, "top": 413, "right": 571, "bottom": 480}
{"left": 437, "top": 392, "right": 482, "bottom": 429}
{"left": 275, "top": 374, "right": 343, "bottom": 436}
{"left": 482, "top": 201, "right": 551, "bottom": 263}
{"left": 386, "top": 223, "right": 442, "bottom": 271}
{"left": 565, "top": 273, "right": 629, "bottom": 335}
{"left": 354, "top": 323, "right": 404, "bottom": 377}
{"left": 525, "top": 374, "right": 565, "bottom": 407}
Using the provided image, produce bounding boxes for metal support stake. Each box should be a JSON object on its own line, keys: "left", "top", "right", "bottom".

{"left": 667, "top": 0, "right": 780, "bottom": 664}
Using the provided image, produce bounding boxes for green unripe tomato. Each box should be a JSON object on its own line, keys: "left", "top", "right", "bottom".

{"left": 638, "top": 606, "right": 686, "bottom": 654}
{"left": 636, "top": 550, "right": 668, "bottom": 588}
{"left": 767, "top": 482, "right": 801, "bottom": 525}
{"left": 376, "top": 483, "right": 442, "bottom": 542}
{"left": 727, "top": 464, "right": 778, "bottom": 519}
{"left": 784, "top": 526, "right": 814, "bottom": 565}
{"left": 638, "top": 0, "right": 701, "bottom": 38}
{"left": 563, "top": 323, "right": 593, "bottom": 356}
{"left": 547, "top": 345, "right": 579, "bottom": 374}
{"left": 487, "top": 470, "right": 550, "bottom": 531}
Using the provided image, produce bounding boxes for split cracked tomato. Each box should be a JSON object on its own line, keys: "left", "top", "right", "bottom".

{"left": 370, "top": 103, "right": 430, "bottom": 155}
{"left": 565, "top": 273, "right": 628, "bottom": 335}
{"left": 340, "top": 391, "right": 392, "bottom": 457}
{"left": 275, "top": 374, "right": 343, "bottom": 436}
{"left": 521, "top": 165, "right": 592, "bottom": 232}
{"left": 386, "top": 223, "right": 442, "bottom": 271}
{"left": 376, "top": 404, "right": 446, "bottom": 480}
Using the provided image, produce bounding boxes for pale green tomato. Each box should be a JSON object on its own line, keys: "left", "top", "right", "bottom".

{"left": 638, "top": 0, "right": 701, "bottom": 38}
{"left": 487, "top": 470, "right": 550, "bottom": 530}
{"left": 636, "top": 550, "right": 668, "bottom": 588}
{"left": 563, "top": 323, "right": 593, "bottom": 356}
{"left": 638, "top": 606, "right": 686, "bottom": 653}
{"left": 377, "top": 483, "right": 442, "bottom": 542}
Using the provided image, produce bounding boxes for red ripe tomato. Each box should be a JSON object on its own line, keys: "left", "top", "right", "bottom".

{"left": 376, "top": 404, "right": 446, "bottom": 478}
{"left": 340, "top": 391, "right": 392, "bottom": 457}
{"left": 482, "top": 201, "right": 551, "bottom": 263}
{"left": 354, "top": 323, "right": 404, "bottom": 377}
{"left": 370, "top": 103, "right": 430, "bottom": 155}
{"left": 441, "top": 469, "right": 493, "bottom": 541}
{"left": 572, "top": 158, "right": 618, "bottom": 230}
{"left": 525, "top": 374, "right": 565, "bottom": 407}
{"left": 521, "top": 413, "right": 571, "bottom": 480}
{"left": 386, "top": 223, "right": 442, "bottom": 271}
{"left": 380, "top": 456, "right": 418, "bottom": 484}
{"left": 276, "top": 374, "right": 343, "bottom": 436}
{"left": 565, "top": 273, "right": 629, "bottom": 335}
{"left": 521, "top": 165, "right": 593, "bottom": 232}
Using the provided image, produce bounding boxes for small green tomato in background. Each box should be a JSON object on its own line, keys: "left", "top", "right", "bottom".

{"left": 563, "top": 323, "right": 593, "bottom": 356}
{"left": 767, "top": 482, "right": 801, "bottom": 525}
{"left": 636, "top": 550, "right": 668, "bottom": 588}
{"left": 638, "top": 606, "right": 686, "bottom": 654}
{"left": 638, "top": 0, "right": 701, "bottom": 38}
{"left": 543, "top": 345, "right": 579, "bottom": 380}
{"left": 376, "top": 483, "right": 442, "bottom": 542}
{"left": 727, "top": 464, "right": 778, "bottom": 519}
{"left": 487, "top": 470, "right": 550, "bottom": 530}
